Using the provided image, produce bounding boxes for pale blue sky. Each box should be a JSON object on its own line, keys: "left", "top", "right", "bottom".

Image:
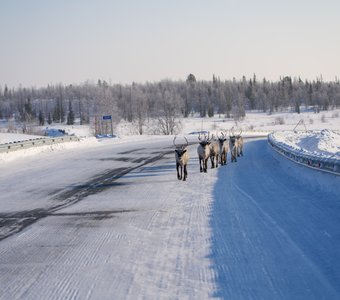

{"left": 1, "top": 0, "right": 339, "bottom": 87}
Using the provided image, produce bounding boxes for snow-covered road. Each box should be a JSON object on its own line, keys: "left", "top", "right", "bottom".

{"left": 0, "top": 138, "right": 339, "bottom": 299}
{"left": 211, "top": 140, "right": 340, "bottom": 299}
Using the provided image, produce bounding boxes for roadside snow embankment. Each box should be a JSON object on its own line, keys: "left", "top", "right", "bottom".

{"left": 0, "top": 136, "right": 101, "bottom": 163}
{"left": 0, "top": 135, "right": 82, "bottom": 153}
{"left": 268, "top": 130, "right": 340, "bottom": 175}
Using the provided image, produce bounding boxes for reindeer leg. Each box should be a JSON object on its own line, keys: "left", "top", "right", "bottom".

{"left": 199, "top": 158, "right": 203, "bottom": 173}
{"left": 216, "top": 155, "right": 219, "bottom": 168}
{"left": 176, "top": 163, "right": 181, "bottom": 180}
{"left": 204, "top": 158, "right": 208, "bottom": 172}
{"left": 183, "top": 165, "right": 187, "bottom": 181}
{"left": 211, "top": 156, "right": 214, "bottom": 169}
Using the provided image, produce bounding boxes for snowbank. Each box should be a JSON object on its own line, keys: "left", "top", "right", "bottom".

{"left": 0, "top": 133, "right": 44, "bottom": 144}
{"left": 268, "top": 130, "right": 340, "bottom": 175}
{"left": 0, "top": 136, "right": 101, "bottom": 163}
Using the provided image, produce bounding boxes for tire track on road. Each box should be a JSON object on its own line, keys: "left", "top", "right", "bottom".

{"left": 0, "top": 150, "right": 172, "bottom": 242}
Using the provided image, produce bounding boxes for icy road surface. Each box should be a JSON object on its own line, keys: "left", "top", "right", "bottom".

{"left": 0, "top": 138, "right": 339, "bottom": 299}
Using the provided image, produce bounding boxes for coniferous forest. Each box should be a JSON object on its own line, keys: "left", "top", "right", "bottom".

{"left": 0, "top": 74, "right": 339, "bottom": 135}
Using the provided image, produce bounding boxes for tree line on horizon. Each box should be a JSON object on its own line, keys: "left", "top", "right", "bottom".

{"left": 0, "top": 74, "right": 339, "bottom": 134}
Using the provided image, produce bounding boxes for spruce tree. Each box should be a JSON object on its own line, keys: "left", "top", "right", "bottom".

{"left": 67, "top": 101, "right": 75, "bottom": 125}
{"left": 47, "top": 112, "right": 53, "bottom": 125}
{"left": 38, "top": 110, "right": 45, "bottom": 126}
{"left": 186, "top": 73, "right": 196, "bottom": 84}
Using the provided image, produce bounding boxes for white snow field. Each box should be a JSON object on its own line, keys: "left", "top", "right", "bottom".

{"left": 0, "top": 111, "right": 339, "bottom": 300}
{"left": 271, "top": 129, "right": 340, "bottom": 158}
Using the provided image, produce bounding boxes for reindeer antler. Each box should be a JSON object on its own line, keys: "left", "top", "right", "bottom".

{"left": 184, "top": 137, "right": 189, "bottom": 147}
{"left": 173, "top": 136, "right": 179, "bottom": 148}
{"left": 230, "top": 127, "right": 235, "bottom": 137}
{"left": 175, "top": 136, "right": 189, "bottom": 149}
{"left": 225, "top": 129, "right": 230, "bottom": 137}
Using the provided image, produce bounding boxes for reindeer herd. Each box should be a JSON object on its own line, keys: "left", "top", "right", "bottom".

{"left": 173, "top": 129, "right": 244, "bottom": 181}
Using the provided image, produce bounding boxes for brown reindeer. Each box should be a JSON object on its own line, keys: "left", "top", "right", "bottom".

{"left": 209, "top": 133, "right": 220, "bottom": 168}
{"left": 229, "top": 128, "right": 238, "bottom": 162}
{"left": 236, "top": 129, "right": 244, "bottom": 157}
{"left": 197, "top": 133, "right": 211, "bottom": 173}
{"left": 218, "top": 131, "right": 229, "bottom": 165}
{"left": 174, "top": 136, "right": 190, "bottom": 181}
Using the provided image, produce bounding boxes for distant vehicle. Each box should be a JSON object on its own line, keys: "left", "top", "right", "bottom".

{"left": 95, "top": 134, "right": 117, "bottom": 139}
{"left": 44, "top": 128, "right": 68, "bottom": 137}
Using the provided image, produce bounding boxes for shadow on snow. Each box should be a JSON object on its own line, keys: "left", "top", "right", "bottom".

{"left": 209, "top": 139, "right": 340, "bottom": 299}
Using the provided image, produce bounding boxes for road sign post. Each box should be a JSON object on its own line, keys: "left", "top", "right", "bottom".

{"left": 102, "top": 115, "right": 113, "bottom": 137}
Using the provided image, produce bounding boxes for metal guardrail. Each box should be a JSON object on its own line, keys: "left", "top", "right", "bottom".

{"left": 0, "top": 136, "right": 80, "bottom": 153}
{"left": 268, "top": 133, "right": 340, "bottom": 176}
